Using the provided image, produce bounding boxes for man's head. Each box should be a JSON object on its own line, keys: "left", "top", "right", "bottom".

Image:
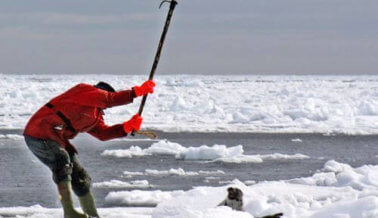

{"left": 94, "top": 82, "right": 115, "bottom": 92}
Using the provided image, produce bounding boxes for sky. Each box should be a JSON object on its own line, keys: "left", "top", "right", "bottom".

{"left": 0, "top": 0, "right": 377, "bottom": 75}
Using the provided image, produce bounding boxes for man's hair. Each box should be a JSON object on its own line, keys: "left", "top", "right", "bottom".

{"left": 94, "top": 81, "right": 116, "bottom": 92}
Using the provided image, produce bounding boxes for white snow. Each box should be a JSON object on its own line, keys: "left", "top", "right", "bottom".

{"left": 1, "top": 161, "right": 378, "bottom": 217}
{"left": 0, "top": 206, "right": 153, "bottom": 218}
{"left": 260, "top": 153, "right": 310, "bottom": 160}
{"left": 102, "top": 140, "right": 309, "bottom": 163}
{"left": 123, "top": 171, "right": 145, "bottom": 176}
{"left": 3, "top": 74, "right": 378, "bottom": 135}
{"left": 93, "top": 180, "right": 152, "bottom": 189}
{"left": 199, "top": 170, "right": 226, "bottom": 175}
{"left": 123, "top": 168, "right": 225, "bottom": 177}
{"left": 0, "top": 134, "right": 24, "bottom": 140}
{"left": 101, "top": 146, "right": 147, "bottom": 158}
{"left": 152, "top": 160, "right": 378, "bottom": 218}
{"left": 105, "top": 190, "right": 185, "bottom": 207}
{"left": 244, "top": 180, "right": 257, "bottom": 186}
{"left": 144, "top": 168, "right": 197, "bottom": 176}
{"left": 291, "top": 138, "right": 303, "bottom": 142}
{"left": 2, "top": 74, "right": 378, "bottom": 217}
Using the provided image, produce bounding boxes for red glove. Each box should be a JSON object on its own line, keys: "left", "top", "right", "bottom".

{"left": 123, "top": 114, "right": 143, "bottom": 133}
{"left": 133, "top": 80, "right": 155, "bottom": 97}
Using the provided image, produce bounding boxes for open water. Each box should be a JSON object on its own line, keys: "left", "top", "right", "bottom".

{"left": 0, "top": 130, "right": 377, "bottom": 208}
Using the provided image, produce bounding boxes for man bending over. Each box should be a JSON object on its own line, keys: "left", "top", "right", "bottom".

{"left": 23, "top": 80, "right": 155, "bottom": 218}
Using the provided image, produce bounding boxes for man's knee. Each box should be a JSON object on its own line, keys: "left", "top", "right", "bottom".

{"left": 52, "top": 150, "right": 73, "bottom": 183}
{"left": 71, "top": 165, "right": 92, "bottom": 197}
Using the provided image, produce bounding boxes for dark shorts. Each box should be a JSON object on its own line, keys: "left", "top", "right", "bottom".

{"left": 24, "top": 135, "right": 91, "bottom": 196}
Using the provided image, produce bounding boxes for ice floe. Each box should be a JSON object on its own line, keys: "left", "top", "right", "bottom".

{"left": 93, "top": 180, "right": 152, "bottom": 189}
{"left": 2, "top": 74, "right": 378, "bottom": 135}
{"left": 105, "top": 190, "right": 185, "bottom": 207}
{"left": 0, "top": 134, "right": 24, "bottom": 140}
{"left": 102, "top": 140, "right": 310, "bottom": 163}
{"left": 1, "top": 161, "right": 377, "bottom": 217}
{"left": 152, "top": 160, "right": 378, "bottom": 218}
{"left": 123, "top": 168, "right": 225, "bottom": 177}
{"left": 0, "top": 206, "right": 153, "bottom": 218}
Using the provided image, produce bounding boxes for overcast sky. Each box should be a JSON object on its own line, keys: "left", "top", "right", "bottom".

{"left": 0, "top": 0, "right": 377, "bottom": 75}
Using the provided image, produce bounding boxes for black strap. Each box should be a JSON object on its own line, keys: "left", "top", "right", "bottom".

{"left": 45, "top": 103, "right": 76, "bottom": 132}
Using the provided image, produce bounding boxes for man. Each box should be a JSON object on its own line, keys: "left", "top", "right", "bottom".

{"left": 23, "top": 80, "right": 155, "bottom": 218}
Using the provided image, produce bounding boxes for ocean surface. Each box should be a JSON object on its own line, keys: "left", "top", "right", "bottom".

{"left": 1, "top": 130, "right": 377, "bottom": 208}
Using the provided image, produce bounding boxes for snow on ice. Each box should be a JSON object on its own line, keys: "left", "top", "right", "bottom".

{"left": 0, "top": 206, "right": 154, "bottom": 218}
{"left": 105, "top": 190, "right": 185, "bottom": 207}
{"left": 123, "top": 168, "right": 224, "bottom": 177}
{"left": 2, "top": 74, "right": 378, "bottom": 217}
{"left": 291, "top": 138, "right": 303, "bottom": 142}
{"left": 1, "top": 161, "right": 377, "bottom": 217}
{"left": 0, "top": 134, "right": 24, "bottom": 140}
{"left": 152, "top": 160, "right": 378, "bottom": 218}
{"left": 2, "top": 74, "right": 378, "bottom": 134}
{"left": 102, "top": 140, "right": 309, "bottom": 163}
{"left": 93, "top": 180, "right": 153, "bottom": 189}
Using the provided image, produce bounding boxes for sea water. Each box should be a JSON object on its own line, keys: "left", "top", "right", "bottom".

{"left": 1, "top": 131, "right": 377, "bottom": 208}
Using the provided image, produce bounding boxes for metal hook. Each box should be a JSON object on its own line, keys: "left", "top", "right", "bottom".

{"left": 159, "top": 0, "right": 172, "bottom": 9}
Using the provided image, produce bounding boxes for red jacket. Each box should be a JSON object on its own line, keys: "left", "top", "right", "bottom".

{"left": 24, "top": 83, "right": 135, "bottom": 153}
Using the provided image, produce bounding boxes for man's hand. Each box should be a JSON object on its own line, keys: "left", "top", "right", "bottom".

{"left": 133, "top": 80, "right": 155, "bottom": 97}
{"left": 123, "top": 114, "right": 143, "bottom": 133}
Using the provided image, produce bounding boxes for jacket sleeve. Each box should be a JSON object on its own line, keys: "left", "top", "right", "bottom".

{"left": 88, "top": 89, "right": 135, "bottom": 108}
{"left": 106, "top": 89, "right": 136, "bottom": 108}
{"left": 87, "top": 119, "right": 127, "bottom": 141}
{"left": 68, "top": 84, "right": 136, "bottom": 109}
